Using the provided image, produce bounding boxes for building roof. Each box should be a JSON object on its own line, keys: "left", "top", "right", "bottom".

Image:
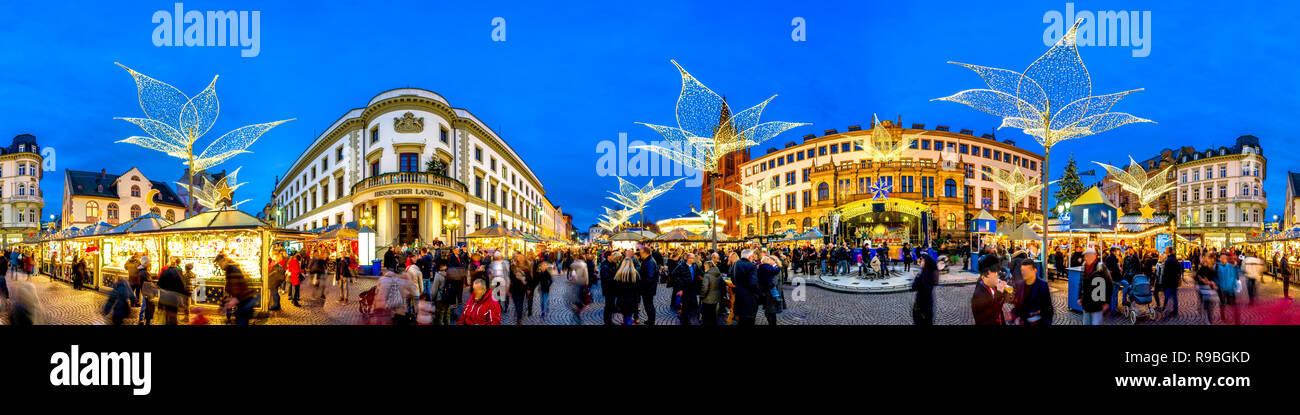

{"left": 64, "top": 169, "right": 186, "bottom": 207}
{"left": 1289, "top": 172, "right": 1300, "bottom": 197}
{"left": 4, "top": 134, "right": 40, "bottom": 156}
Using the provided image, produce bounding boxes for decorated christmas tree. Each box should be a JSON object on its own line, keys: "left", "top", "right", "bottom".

{"left": 1053, "top": 154, "right": 1086, "bottom": 212}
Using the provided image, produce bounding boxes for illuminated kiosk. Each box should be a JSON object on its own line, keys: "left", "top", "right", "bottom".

{"left": 461, "top": 224, "right": 538, "bottom": 256}
{"left": 95, "top": 213, "right": 173, "bottom": 290}
{"left": 608, "top": 229, "right": 656, "bottom": 251}
{"left": 967, "top": 209, "right": 997, "bottom": 272}
{"left": 156, "top": 208, "right": 314, "bottom": 310}
{"left": 1064, "top": 187, "right": 1118, "bottom": 312}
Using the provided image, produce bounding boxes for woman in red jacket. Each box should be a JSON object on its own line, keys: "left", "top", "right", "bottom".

{"left": 458, "top": 277, "right": 500, "bottom": 325}
{"left": 287, "top": 251, "right": 303, "bottom": 307}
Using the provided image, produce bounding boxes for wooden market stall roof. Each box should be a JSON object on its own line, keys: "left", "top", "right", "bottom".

{"left": 103, "top": 213, "right": 174, "bottom": 235}
{"left": 653, "top": 228, "right": 698, "bottom": 242}
{"left": 164, "top": 209, "right": 267, "bottom": 231}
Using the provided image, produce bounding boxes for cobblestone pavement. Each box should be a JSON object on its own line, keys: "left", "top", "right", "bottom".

{"left": 4, "top": 271, "right": 1297, "bottom": 325}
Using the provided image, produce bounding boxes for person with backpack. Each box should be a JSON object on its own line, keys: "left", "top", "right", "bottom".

{"left": 377, "top": 269, "right": 417, "bottom": 325}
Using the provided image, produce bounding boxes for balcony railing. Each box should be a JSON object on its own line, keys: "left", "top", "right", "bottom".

{"left": 813, "top": 159, "right": 942, "bottom": 174}
{"left": 353, "top": 171, "right": 469, "bottom": 195}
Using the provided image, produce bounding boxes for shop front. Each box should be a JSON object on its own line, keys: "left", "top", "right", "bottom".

{"left": 350, "top": 171, "right": 468, "bottom": 252}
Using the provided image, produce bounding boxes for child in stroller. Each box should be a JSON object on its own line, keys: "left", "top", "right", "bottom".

{"left": 1124, "top": 274, "right": 1156, "bottom": 324}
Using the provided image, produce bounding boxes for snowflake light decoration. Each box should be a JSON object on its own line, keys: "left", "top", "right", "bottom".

{"left": 868, "top": 178, "right": 892, "bottom": 201}
{"left": 1093, "top": 156, "right": 1177, "bottom": 220}
{"left": 606, "top": 177, "right": 684, "bottom": 216}
{"left": 175, "top": 166, "right": 251, "bottom": 211}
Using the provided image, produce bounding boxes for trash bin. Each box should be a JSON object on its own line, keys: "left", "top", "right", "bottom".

{"left": 372, "top": 259, "right": 383, "bottom": 274}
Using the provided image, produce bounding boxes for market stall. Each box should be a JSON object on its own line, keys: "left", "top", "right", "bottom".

{"left": 158, "top": 208, "right": 314, "bottom": 309}
{"left": 97, "top": 213, "right": 172, "bottom": 290}
{"left": 461, "top": 224, "right": 533, "bottom": 257}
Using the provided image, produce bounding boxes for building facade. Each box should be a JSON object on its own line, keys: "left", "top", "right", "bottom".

{"left": 1173, "top": 135, "right": 1267, "bottom": 247}
{"left": 273, "top": 88, "right": 552, "bottom": 249}
{"left": 1, "top": 134, "right": 44, "bottom": 246}
{"left": 734, "top": 119, "right": 1043, "bottom": 246}
{"left": 1285, "top": 172, "right": 1300, "bottom": 230}
{"left": 61, "top": 167, "right": 187, "bottom": 228}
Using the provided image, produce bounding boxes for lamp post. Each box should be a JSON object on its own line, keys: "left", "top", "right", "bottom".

{"left": 443, "top": 209, "right": 460, "bottom": 249}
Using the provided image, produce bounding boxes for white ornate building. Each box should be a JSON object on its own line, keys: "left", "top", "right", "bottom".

{"left": 272, "top": 88, "right": 555, "bottom": 248}
{"left": 1, "top": 134, "right": 44, "bottom": 246}
{"left": 1173, "top": 135, "right": 1267, "bottom": 247}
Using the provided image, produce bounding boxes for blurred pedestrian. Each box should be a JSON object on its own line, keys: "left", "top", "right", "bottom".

{"left": 459, "top": 277, "right": 501, "bottom": 325}
{"left": 910, "top": 254, "right": 938, "bottom": 325}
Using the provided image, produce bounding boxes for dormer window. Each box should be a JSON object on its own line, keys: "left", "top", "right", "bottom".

{"left": 17, "top": 144, "right": 24, "bottom": 152}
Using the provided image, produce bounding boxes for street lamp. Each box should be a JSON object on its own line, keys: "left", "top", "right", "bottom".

{"left": 443, "top": 209, "right": 460, "bottom": 248}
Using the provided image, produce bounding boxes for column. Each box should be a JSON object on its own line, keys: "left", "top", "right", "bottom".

{"left": 376, "top": 198, "right": 393, "bottom": 247}
{"left": 429, "top": 200, "right": 443, "bottom": 244}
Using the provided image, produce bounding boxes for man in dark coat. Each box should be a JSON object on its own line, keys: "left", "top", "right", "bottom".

{"left": 1160, "top": 248, "right": 1183, "bottom": 318}
{"left": 971, "top": 254, "right": 1009, "bottom": 325}
{"left": 729, "top": 249, "right": 760, "bottom": 325}
{"left": 672, "top": 253, "right": 702, "bottom": 325}
{"left": 636, "top": 247, "right": 659, "bottom": 325}
{"left": 600, "top": 253, "right": 620, "bottom": 325}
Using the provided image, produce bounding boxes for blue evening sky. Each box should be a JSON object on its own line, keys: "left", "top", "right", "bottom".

{"left": 0, "top": 0, "right": 1294, "bottom": 230}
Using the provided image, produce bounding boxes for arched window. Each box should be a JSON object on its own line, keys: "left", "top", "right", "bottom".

{"left": 165, "top": 210, "right": 175, "bottom": 221}
{"left": 86, "top": 201, "right": 99, "bottom": 219}
{"left": 786, "top": 219, "right": 795, "bottom": 230}
{"left": 817, "top": 182, "right": 830, "bottom": 200}
{"left": 150, "top": 207, "right": 161, "bottom": 216}
{"left": 107, "top": 203, "right": 119, "bottom": 219}
{"left": 801, "top": 217, "right": 812, "bottom": 231}
{"left": 130, "top": 205, "right": 141, "bottom": 219}
{"left": 944, "top": 179, "right": 957, "bottom": 198}
{"left": 747, "top": 224, "right": 755, "bottom": 236}
{"left": 772, "top": 221, "right": 781, "bottom": 232}
{"left": 947, "top": 213, "right": 957, "bottom": 230}
{"left": 16, "top": 183, "right": 24, "bottom": 196}
{"left": 131, "top": 185, "right": 141, "bottom": 197}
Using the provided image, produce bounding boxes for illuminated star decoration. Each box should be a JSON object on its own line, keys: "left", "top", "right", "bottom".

{"left": 868, "top": 178, "right": 892, "bottom": 201}
{"left": 856, "top": 114, "right": 924, "bottom": 163}
{"left": 175, "top": 166, "right": 252, "bottom": 211}
{"left": 932, "top": 18, "right": 1152, "bottom": 149}
{"left": 633, "top": 60, "right": 809, "bottom": 176}
{"left": 114, "top": 63, "right": 292, "bottom": 212}
{"left": 1093, "top": 156, "right": 1177, "bottom": 220}
{"left": 597, "top": 206, "right": 634, "bottom": 232}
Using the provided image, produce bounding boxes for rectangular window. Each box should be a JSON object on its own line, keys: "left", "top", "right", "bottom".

{"left": 787, "top": 154, "right": 794, "bottom": 164}
{"left": 474, "top": 176, "right": 483, "bottom": 198}
{"left": 440, "top": 127, "right": 449, "bottom": 144}
{"left": 474, "top": 146, "right": 483, "bottom": 162}
{"left": 807, "top": 149, "right": 816, "bottom": 159}
{"left": 921, "top": 140, "right": 930, "bottom": 150}
{"left": 960, "top": 144, "right": 969, "bottom": 154}
{"left": 829, "top": 144, "right": 839, "bottom": 154}
{"left": 840, "top": 143, "right": 850, "bottom": 152}
{"left": 370, "top": 128, "right": 379, "bottom": 143}
{"left": 400, "top": 153, "right": 419, "bottom": 172}
{"left": 490, "top": 157, "right": 497, "bottom": 172}
{"left": 777, "top": 157, "right": 785, "bottom": 166}
{"left": 796, "top": 152, "right": 805, "bottom": 161}
{"left": 819, "top": 146, "right": 827, "bottom": 156}
{"left": 336, "top": 176, "right": 345, "bottom": 200}
{"left": 802, "top": 168, "right": 811, "bottom": 183}
{"left": 369, "top": 161, "right": 379, "bottom": 177}
{"left": 336, "top": 147, "right": 344, "bottom": 161}
{"left": 992, "top": 150, "right": 1001, "bottom": 161}
{"left": 983, "top": 148, "right": 991, "bottom": 158}
{"left": 900, "top": 176, "right": 914, "bottom": 193}
{"left": 785, "top": 172, "right": 796, "bottom": 186}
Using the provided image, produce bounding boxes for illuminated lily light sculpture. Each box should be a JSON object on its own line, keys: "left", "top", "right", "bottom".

{"left": 114, "top": 63, "right": 293, "bottom": 218}
{"left": 597, "top": 206, "right": 634, "bottom": 233}
{"left": 691, "top": 207, "right": 722, "bottom": 234}
{"left": 1093, "top": 156, "right": 1177, "bottom": 221}
{"left": 933, "top": 18, "right": 1152, "bottom": 264}
{"left": 988, "top": 167, "right": 1053, "bottom": 231}
{"left": 176, "top": 166, "right": 252, "bottom": 211}
{"left": 855, "top": 114, "right": 924, "bottom": 163}
{"left": 719, "top": 180, "right": 784, "bottom": 238}
{"left": 606, "top": 176, "right": 685, "bottom": 229}
{"left": 634, "top": 60, "right": 809, "bottom": 249}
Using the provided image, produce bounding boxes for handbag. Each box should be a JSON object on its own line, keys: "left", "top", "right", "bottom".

{"left": 160, "top": 290, "right": 183, "bottom": 309}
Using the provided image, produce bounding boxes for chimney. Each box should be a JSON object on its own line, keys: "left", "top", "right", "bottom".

{"left": 99, "top": 168, "right": 106, "bottom": 180}
{"left": 823, "top": 129, "right": 839, "bottom": 136}
{"left": 935, "top": 125, "right": 949, "bottom": 132}
{"left": 959, "top": 129, "right": 974, "bottom": 135}
{"left": 911, "top": 123, "right": 925, "bottom": 129}
{"left": 847, "top": 125, "right": 862, "bottom": 132}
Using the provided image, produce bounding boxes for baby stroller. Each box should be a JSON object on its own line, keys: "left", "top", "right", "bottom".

{"left": 1124, "top": 274, "right": 1156, "bottom": 324}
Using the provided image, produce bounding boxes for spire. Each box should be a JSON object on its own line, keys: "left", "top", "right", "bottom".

{"left": 714, "top": 95, "right": 734, "bottom": 137}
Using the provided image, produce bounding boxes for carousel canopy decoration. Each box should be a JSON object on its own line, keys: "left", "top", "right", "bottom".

{"left": 653, "top": 228, "right": 699, "bottom": 242}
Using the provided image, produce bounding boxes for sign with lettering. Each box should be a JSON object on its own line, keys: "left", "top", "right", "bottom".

{"left": 373, "top": 188, "right": 445, "bottom": 198}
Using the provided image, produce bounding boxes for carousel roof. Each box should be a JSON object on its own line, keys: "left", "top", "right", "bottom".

{"left": 653, "top": 228, "right": 698, "bottom": 242}
{"left": 103, "top": 213, "right": 174, "bottom": 235}
{"left": 609, "top": 229, "right": 657, "bottom": 241}
{"left": 163, "top": 209, "right": 267, "bottom": 231}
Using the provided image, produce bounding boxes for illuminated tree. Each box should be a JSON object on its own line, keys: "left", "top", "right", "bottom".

{"left": 1093, "top": 156, "right": 1177, "bottom": 220}
{"left": 634, "top": 60, "right": 809, "bottom": 249}
{"left": 934, "top": 18, "right": 1152, "bottom": 262}
{"left": 114, "top": 63, "right": 293, "bottom": 218}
